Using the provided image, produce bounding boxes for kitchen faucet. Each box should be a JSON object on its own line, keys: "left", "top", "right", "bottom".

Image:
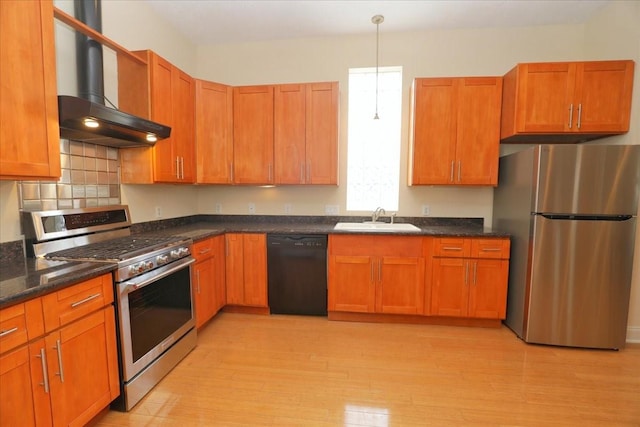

{"left": 371, "top": 207, "right": 386, "bottom": 222}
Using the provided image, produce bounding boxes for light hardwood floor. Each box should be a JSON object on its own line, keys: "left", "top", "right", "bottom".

{"left": 96, "top": 313, "right": 640, "bottom": 426}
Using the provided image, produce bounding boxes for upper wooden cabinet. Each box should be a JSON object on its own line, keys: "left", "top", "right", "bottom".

{"left": 500, "top": 60, "right": 635, "bottom": 143}
{"left": 233, "top": 85, "right": 275, "bottom": 184}
{"left": 195, "top": 80, "right": 234, "bottom": 184}
{"left": 274, "top": 82, "right": 339, "bottom": 185}
{"left": 0, "top": 0, "right": 61, "bottom": 180}
{"left": 409, "top": 77, "right": 502, "bottom": 186}
{"left": 118, "top": 50, "right": 195, "bottom": 183}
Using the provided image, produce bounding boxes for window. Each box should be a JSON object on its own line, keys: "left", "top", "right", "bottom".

{"left": 346, "top": 67, "right": 402, "bottom": 212}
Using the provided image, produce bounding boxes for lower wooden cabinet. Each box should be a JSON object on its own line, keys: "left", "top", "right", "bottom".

{"left": 328, "top": 235, "right": 428, "bottom": 315}
{"left": 225, "top": 233, "right": 268, "bottom": 307}
{"left": 192, "top": 235, "right": 226, "bottom": 328}
{"left": 430, "top": 238, "right": 510, "bottom": 319}
{"left": 0, "top": 273, "right": 119, "bottom": 427}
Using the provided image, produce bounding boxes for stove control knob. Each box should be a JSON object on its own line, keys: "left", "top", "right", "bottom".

{"left": 179, "top": 247, "right": 190, "bottom": 257}
{"left": 145, "top": 261, "right": 154, "bottom": 270}
{"left": 170, "top": 249, "right": 181, "bottom": 259}
{"left": 157, "top": 254, "right": 169, "bottom": 265}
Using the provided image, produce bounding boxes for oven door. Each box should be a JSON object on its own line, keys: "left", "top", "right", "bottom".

{"left": 116, "top": 256, "right": 195, "bottom": 381}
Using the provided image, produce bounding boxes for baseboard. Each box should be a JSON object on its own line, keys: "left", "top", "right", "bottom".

{"left": 627, "top": 326, "right": 640, "bottom": 343}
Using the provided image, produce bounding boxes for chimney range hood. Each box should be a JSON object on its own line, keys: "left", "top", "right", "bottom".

{"left": 58, "top": 95, "right": 171, "bottom": 148}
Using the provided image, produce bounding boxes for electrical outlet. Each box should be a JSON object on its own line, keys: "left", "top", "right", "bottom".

{"left": 284, "top": 203, "right": 292, "bottom": 214}
{"left": 215, "top": 203, "right": 222, "bottom": 214}
{"left": 155, "top": 206, "right": 162, "bottom": 218}
{"left": 325, "top": 205, "right": 339, "bottom": 215}
{"left": 248, "top": 203, "right": 256, "bottom": 214}
{"left": 421, "top": 204, "right": 430, "bottom": 216}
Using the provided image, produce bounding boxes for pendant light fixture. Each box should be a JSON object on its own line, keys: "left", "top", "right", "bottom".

{"left": 371, "top": 14, "right": 384, "bottom": 120}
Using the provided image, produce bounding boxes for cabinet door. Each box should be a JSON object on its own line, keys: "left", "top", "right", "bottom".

{"left": 242, "top": 234, "right": 267, "bottom": 307}
{"left": 195, "top": 80, "right": 233, "bottom": 184}
{"left": 275, "top": 84, "right": 306, "bottom": 184}
{"left": 47, "top": 306, "right": 119, "bottom": 427}
{"left": 0, "top": 0, "right": 60, "bottom": 180}
{"left": 0, "top": 343, "right": 49, "bottom": 427}
{"left": 514, "top": 62, "right": 575, "bottom": 133}
{"left": 225, "top": 234, "right": 245, "bottom": 305}
{"left": 305, "top": 82, "right": 338, "bottom": 184}
{"left": 233, "top": 86, "right": 274, "bottom": 184}
{"left": 431, "top": 258, "right": 468, "bottom": 317}
{"left": 410, "top": 78, "right": 457, "bottom": 185}
{"left": 172, "top": 68, "right": 195, "bottom": 182}
{"left": 377, "top": 256, "right": 425, "bottom": 315}
{"left": 574, "top": 61, "right": 634, "bottom": 133}
{"left": 467, "top": 259, "right": 509, "bottom": 319}
{"left": 192, "top": 258, "right": 215, "bottom": 328}
{"left": 149, "top": 54, "right": 176, "bottom": 182}
{"left": 455, "top": 78, "right": 501, "bottom": 185}
{"left": 328, "top": 255, "right": 375, "bottom": 313}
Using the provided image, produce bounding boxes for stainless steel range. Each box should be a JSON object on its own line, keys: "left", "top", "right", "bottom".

{"left": 23, "top": 205, "right": 196, "bottom": 411}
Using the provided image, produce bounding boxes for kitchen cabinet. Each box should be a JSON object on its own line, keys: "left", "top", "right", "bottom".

{"left": 225, "top": 233, "right": 268, "bottom": 307}
{"left": 500, "top": 60, "right": 634, "bottom": 143}
{"left": 192, "top": 235, "right": 226, "bottom": 327}
{"left": 274, "top": 82, "right": 339, "bottom": 184}
{"left": 430, "top": 238, "right": 510, "bottom": 319}
{"left": 409, "top": 77, "right": 502, "bottom": 186}
{"left": 0, "top": 273, "right": 119, "bottom": 427}
{"left": 233, "top": 86, "right": 274, "bottom": 184}
{"left": 328, "top": 235, "right": 427, "bottom": 315}
{"left": 195, "top": 80, "right": 234, "bottom": 184}
{"left": 118, "top": 50, "right": 195, "bottom": 183}
{"left": 0, "top": 0, "right": 61, "bottom": 180}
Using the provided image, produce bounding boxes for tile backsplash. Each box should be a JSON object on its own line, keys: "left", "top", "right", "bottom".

{"left": 19, "top": 139, "right": 121, "bottom": 211}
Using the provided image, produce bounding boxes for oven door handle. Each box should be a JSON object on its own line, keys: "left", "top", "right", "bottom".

{"left": 122, "top": 257, "right": 195, "bottom": 294}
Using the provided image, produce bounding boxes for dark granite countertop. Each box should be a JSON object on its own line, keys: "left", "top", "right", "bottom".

{"left": 0, "top": 258, "right": 116, "bottom": 309}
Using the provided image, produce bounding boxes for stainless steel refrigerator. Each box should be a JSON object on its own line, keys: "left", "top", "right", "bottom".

{"left": 493, "top": 144, "right": 640, "bottom": 349}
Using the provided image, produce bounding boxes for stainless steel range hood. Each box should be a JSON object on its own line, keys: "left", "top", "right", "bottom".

{"left": 58, "top": 95, "right": 171, "bottom": 148}
{"left": 58, "top": 0, "right": 170, "bottom": 148}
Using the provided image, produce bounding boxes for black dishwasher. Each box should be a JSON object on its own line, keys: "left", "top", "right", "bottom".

{"left": 267, "top": 234, "right": 328, "bottom": 316}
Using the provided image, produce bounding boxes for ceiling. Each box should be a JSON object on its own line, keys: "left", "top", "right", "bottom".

{"left": 142, "top": 0, "right": 611, "bottom": 45}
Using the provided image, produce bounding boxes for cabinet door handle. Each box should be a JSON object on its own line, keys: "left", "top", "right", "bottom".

{"left": 300, "top": 163, "right": 305, "bottom": 183}
{"left": 577, "top": 103, "right": 582, "bottom": 129}
{"left": 229, "top": 163, "right": 234, "bottom": 183}
{"left": 53, "top": 339, "right": 65, "bottom": 383}
{"left": 268, "top": 163, "right": 273, "bottom": 182}
{"left": 198, "top": 248, "right": 211, "bottom": 255}
{"left": 442, "top": 246, "right": 462, "bottom": 251}
{"left": 481, "top": 248, "right": 501, "bottom": 252}
{"left": 307, "top": 164, "right": 311, "bottom": 183}
{"left": 568, "top": 104, "right": 573, "bottom": 129}
{"left": 378, "top": 259, "right": 382, "bottom": 282}
{"left": 370, "top": 261, "right": 375, "bottom": 283}
{"left": 0, "top": 327, "right": 18, "bottom": 338}
{"left": 196, "top": 270, "right": 201, "bottom": 294}
{"left": 70, "top": 293, "right": 101, "bottom": 308}
{"left": 450, "top": 161, "right": 454, "bottom": 182}
{"left": 176, "top": 157, "right": 181, "bottom": 179}
{"left": 457, "top": 161, "right": 462, "bottom": 182}
{"left": 473, "top": 261, "right": 478, "bottom": 285}
{"left": 465, "top": 261, "right": 469, "bottom": 285}
{"left": 36, "top": 348, "right": 50, "bottom": 393}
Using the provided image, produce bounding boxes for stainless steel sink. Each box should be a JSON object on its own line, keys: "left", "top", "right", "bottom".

{"left": 333, "top": 222, "right": 421, "bottom": 232}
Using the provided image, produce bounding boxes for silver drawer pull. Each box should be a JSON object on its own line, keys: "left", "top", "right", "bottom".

{"left": 53, "top": 339, "right": 65, "bottom": 383}
{"left": 36, "top": 348, "right": 50, "bottom": 393}
{"left": 0, "top": 327, "right": 18, "bottom": 338}
{"left": 198, "top": 248, "right": 211, "bottom": 255}
{"left": 70, "top": 293, "right": 101, "bottom": 308}
{"left": 442, "top": 247, "right": 462, "bottom": 251}
{"left": 480, "top": 248, "right": 502, "bottom": 252}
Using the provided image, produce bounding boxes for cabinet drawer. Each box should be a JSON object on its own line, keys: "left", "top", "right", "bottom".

{"left": 42, "top": 273, "right": 113, "bottom": 332}
{"left": 192, "top": 237, "right": 214, "bottom": 261}
{"left": 0, "top": 299, "right": 43, "bottom": 354}
{"left": 471, "top": 239, "right": 510, "bottom": 259}
{"left": 433, "top": 238, "right": 471, "bottom": 258}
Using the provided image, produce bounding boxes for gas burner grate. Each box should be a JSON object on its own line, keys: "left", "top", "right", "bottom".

{"left": 47, "top": 235, "right": 182, "bottom": 262}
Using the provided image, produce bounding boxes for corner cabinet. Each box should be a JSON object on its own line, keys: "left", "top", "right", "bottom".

{"left": 0, "top": 0, "right": 61, "bottom": 180}
{"left": 328, "top": 235, "right": 428, "bottom": 315}
{"left": 0, "top": 273, "right": 119, "bottom": 427}
{"left": 225, "top": 233, "right": 268, "bottom": 309}
{"left": 195, "top": 80, "right": 234, "bottom": 184}
{"left": 500, "top": 60, "right": 635, "bottom": 143}
{"left": 274, "top": 82, "right": 339, "bottom": 185}
{"left": 233, "top": 86, "right": 275, "bottom": 184}
{"left": 409, "top": 77, "right": 502, "bottom": 186}
{"left": 430, "top": 238, "right": 510, "bottom": 319}
{"left": 118, "top": 50, "right": 195, "bottom": 183}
